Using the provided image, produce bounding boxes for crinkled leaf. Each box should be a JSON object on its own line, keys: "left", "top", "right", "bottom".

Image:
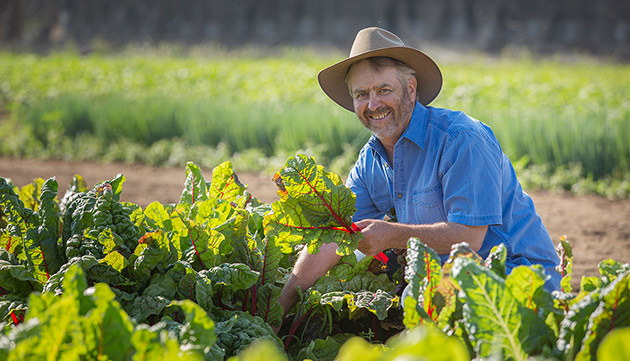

{"left": 255, "top": 282, "right": 283, "bottom": 327}
{"left": 180, "top": 221, "right": 226, "bottom": 270}
{"left": 597, "top": 258, "right": 630, "bottom": 288}
{"left": 209, "top": 161, "right": 248, "bottom": 203}
{"left": 128, "top": 294, "right": 171, "bottom": 323}
{"left": 575, "top": 272, "right": 630, "bottom": 361}
{"left": 0, "top": 253, "right": 42, "bottom": 296}
{"left": 505, "top": 265, "right": 555, "bottom": 315}
{"left": 0, "top": 177, "right": 39, "bottom": 238}
{"left": 59, "top": 174, "right": 88, "bottom": 212}
{"left": 133, "top": 230, "right": 178, "bottom": 280}
{"left": 484, "top": 243, "right": 507, "bottom": 279}
{"left": 256, "top": 236, "right": 282, "bottom": 285}
{"left": 205, "top": 263, "right": 259, "bottom": 290}
{"left": 312, "top": 272, "right": 397, "bottom": 320}
{"left": 556, "top": 236, "right": 573, "bottom": 293}
{"left": 143, "top": 273, "right": 178, "bottom": 298}
{"left": 16, "top": 178, "right": 45, "bottom": 212}
{"left": 93, "top": 173, "right": 125, "bottom": 201}
{"left": 0, "top": 296, "right": 27, "bottom": 325}
{"left": 143, "top": 200, "right": 174, "bottom": 232}
{"left": 452, "top": 257, "right": 554, "bottom": 360}
{"left": 327, "top": 253, "right": 358, "bottom": 282}
{"left": 180, "top": 162, "right": 209, "bottom": 206}
{"left": 405, "top": 238, "right": 443, "bottom": 322}
{"left": 263, "top": 154, "right": 361, "bottom": 256}
{"left": 296, "top": 334, "right": 353, "bottom": 361}
{"left": 99, "top": 250, "right": 129, "bottom": 272}
{"left": 164, "top": 300, "right": 217, "bottom": 355}
{"left": 213, "top": 310, "right": 282, "bottom": 358}
{"left": 345, "top": 289, "right": 397, "bottom": 320}
{"left": 0, "top": 234, "right": 23, "bottom": 257}
{"left": 187, "top": 198, "right": 243, "bottom": 253}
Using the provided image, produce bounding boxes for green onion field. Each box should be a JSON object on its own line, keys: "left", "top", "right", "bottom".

{"left": 1, "top": 49, "right": 629, "bottom": 196}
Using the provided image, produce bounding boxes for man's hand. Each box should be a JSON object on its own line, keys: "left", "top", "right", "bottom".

{"left": 354, "top": 219, "right": 405, "bottom": 257}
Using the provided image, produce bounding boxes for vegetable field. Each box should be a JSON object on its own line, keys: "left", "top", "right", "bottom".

{"left": 1, "top": 155, "right": 629, "bottom": 360}
{"left": 1, "top": 51, "right": 630, "bottom": 197}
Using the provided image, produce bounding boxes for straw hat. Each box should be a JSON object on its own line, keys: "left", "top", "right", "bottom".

{"left": 318, "top": 27, "right": 442, "bottom": 112}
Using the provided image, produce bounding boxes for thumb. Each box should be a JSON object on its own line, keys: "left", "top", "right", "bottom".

{"left": 353, "top": 219, "right": 370, "bottom": 230}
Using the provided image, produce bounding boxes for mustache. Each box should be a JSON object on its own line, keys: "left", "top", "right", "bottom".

{"left": 364, "top": 106, "right": 392, "bottom": 118}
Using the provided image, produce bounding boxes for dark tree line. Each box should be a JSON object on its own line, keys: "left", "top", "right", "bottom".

{"left": 1, "top": 0, "right": 629, "bottom": 57}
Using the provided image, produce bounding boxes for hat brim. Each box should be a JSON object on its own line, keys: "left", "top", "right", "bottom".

{"left": 317, "top": 46, "right": 442, "bottom": 112}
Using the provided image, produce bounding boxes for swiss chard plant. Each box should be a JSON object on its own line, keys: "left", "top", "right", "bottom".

{"left": 1, "top": 154, "right": 629, "bottom": 361}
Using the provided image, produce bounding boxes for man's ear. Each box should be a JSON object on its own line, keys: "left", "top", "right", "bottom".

{"left": 408, "top": 76, "right": 418, "bottom": 100}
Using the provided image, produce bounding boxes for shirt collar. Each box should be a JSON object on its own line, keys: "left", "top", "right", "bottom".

{"left": 367, "top": 101, "right": 428, "bottom": 158}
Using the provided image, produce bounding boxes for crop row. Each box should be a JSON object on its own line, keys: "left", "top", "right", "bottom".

{"left": 0, "top": 155, "right": 628, "bottom": 360}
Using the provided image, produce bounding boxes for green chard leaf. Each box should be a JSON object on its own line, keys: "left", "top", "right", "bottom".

{"left": 209, "top": 161, "right": 261, "bottom": 209}
{"left": 82, "top": 283, "right": 135, "bottom": 360}
{"left": 596, "top": 327, "right": 630, "bottom": 361}
{"left": 296, "top": 334, "right": 353, "bottom": 361}
{"left": 59, "top": 174, "right": 88, "bottom": 212}
{"left": 311, "top": 271, "right": 397, "bottom": 321}
{"left": 575, "top": 272, "right": 630, "bottom": 361}
{"left": 213, "top": 309, "right": 282, "bottom": 358}
{"left": 132, "top": 230, "right": 179, "bottom": 280}
{"left": 505, "top": 265, "right": 555, "bottom": 315}
{"left": 597, "top": 258, "right": 630, "bottom": 288}
{"left": 452, "top": 257, "right": 554, "bottom": 360}
{"left": 255, "top": 282, "right": 283, "bottom": 328}
{"left": 164, "top": 300, "right": 217, "bottom": 356}
{"left": 404, "top": 238, "right": 443, "bottom": 323}
{"left": 16, "top": 178, "right": 45, "bottom": 212}
{"left": 556, "top": 236, "right": 573, "bottom": 293}
{"left": 0, "top": 177, "right": 40, "bottom": 245}
{"left": 12, "top": 178, "right": 64, "bottom": 284}
{"left": 263, "top": 154, "right": 361, "bottom": 256}
{"left": 484, "top": 243, "right": 508, "bottom": 279}
{"left": 180, "top": 162, "right": 210, "bottom": 207}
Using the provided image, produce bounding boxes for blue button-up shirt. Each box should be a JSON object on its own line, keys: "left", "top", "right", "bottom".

{"left": 346, "top": 101, "right": 561, "bottom": 291}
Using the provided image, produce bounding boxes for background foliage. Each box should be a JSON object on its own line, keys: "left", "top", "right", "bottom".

{"left": 1, "top": 49, "right": 629, "bottom": 197}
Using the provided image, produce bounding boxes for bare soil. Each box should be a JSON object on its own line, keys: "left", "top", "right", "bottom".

{"left": 2, "top": 157, "right": 629, "bottom": 290}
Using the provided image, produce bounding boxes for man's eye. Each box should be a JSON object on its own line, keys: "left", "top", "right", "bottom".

{"left": 379, "top": 89, "right": 391, "bottom": 94}
{"left": 355, "top": 92, "right": 367, "bottom": 99}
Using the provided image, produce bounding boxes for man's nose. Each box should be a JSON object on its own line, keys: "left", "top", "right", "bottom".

{"left": 367, "top": 93, "right": 381, "bottom": 110}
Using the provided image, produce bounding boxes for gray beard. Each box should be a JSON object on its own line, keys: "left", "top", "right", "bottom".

{"left": 366, "top": 93, "right": 415, "bottom": 140}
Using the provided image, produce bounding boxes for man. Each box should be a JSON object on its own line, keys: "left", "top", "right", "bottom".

{"left": 279, "top": 27, "right": 561, "bottom": 315}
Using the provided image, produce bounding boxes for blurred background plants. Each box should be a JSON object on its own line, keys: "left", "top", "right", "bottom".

{"left": 1, "top": 49, "right": 629, "bottom": 197}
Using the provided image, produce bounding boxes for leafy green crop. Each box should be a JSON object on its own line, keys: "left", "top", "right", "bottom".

{"left": 1, "top": 154, "right": 629, "bottom": 360}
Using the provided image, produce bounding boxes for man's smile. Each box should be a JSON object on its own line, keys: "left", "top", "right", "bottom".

{"left": 370, "top": 111, "right": 391, "bottom": 121}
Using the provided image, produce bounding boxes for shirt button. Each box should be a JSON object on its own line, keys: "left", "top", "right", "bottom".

{"left": 397, "top": 193, "right": 403, "bottom": 199}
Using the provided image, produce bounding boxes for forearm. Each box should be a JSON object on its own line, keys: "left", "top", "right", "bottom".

{"left": 356, "top": 219, "right": 487, "bottom": 256}
{"left": 278, "top": 242, "right": 342, "bottom": 316}
{"left": 393, "top": 222, "right": 486, "bottom": 253}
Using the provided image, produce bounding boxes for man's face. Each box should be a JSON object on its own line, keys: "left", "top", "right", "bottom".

{"left": 347, "top": 60, "right": 416, "bottom": 144}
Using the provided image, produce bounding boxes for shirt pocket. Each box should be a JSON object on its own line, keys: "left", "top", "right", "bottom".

{"left": 412, "top": 185, "right": 447, "bottom": 224}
